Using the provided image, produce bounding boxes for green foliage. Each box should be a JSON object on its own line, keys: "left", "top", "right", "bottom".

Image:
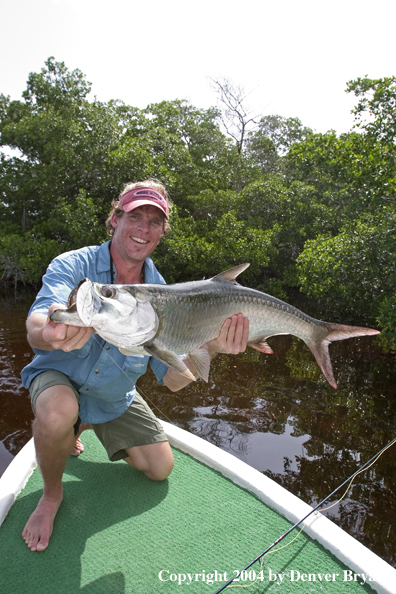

{"left": 347, "top": 75, "right": 396, "bottom": 143}
{"left": 245, "top": 115, "right": 313, "bottom": 175}
{"left": 377, "top": 296, "right": 396, "bottom": 353}
{"left": 43, "top": 190, "right": 108, "bottom": 248}
{"left": 249, "top": 114, "right": 313, "bottom": 153}
{"left": 244, "top": 133, "right": 279, "bottom": 174}
{"left": 296, "top": 207, "right": 396, "bottom": 329}
{"left": 142, "top": 100, "right": 262, "bottom": 198}
{"left": 155, "top": 206, "right": 277, "bottom": 284}
{"left": 22, "top": 57, "right": 91, "bottom": 109}
{"left": 0, "top": 230, "right": 61, "bottom": 284}
{"left": 234, "top": 179, "right": 335, "bottom": 287}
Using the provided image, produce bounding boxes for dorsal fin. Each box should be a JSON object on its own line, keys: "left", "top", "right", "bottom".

{"left": 211, "top": 263, "right": 250, "bottom": 283}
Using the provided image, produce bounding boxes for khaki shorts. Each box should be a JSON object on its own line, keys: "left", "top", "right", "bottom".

{"left": 29, "top": 370, "right": 168, "bottom": 462}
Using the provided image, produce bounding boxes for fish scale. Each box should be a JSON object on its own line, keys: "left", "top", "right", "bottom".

{"left": 142, "top": 281, "right": 323, "bottom": 353}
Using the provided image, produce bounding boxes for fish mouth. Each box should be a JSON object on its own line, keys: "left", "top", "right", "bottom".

{"left": 75, "top": 279, "right": 99, "bottom": 326}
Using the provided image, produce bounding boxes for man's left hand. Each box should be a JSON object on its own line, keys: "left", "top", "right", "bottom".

{"left": 203, "top": 313, "right": 249, "bottom": 356}
{"left": 163, "top": 313, "right": 249, "bottom": 392}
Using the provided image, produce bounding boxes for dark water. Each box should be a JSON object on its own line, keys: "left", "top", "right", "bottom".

{"left": 0, "top": 292, "right": 35, "bottom": 473}
{"left": 1, "top": 290, "right": 396, "bottom": 567}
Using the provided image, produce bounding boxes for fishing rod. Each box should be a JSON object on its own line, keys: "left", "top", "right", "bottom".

{"left": 213, "top": 436, "right": 396, "bottom": 594}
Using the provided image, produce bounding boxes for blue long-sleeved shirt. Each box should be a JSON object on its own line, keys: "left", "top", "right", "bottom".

{"left": 21, "top": 241, "right": 168, "bottom": 424}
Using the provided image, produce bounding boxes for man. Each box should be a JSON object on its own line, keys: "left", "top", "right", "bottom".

{"left": 21, "top": 180, "right": 249, "bottom": 552}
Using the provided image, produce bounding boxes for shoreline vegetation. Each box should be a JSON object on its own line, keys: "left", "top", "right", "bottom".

{"left": 1, "top": 59, "right": 395, "bottom": 351}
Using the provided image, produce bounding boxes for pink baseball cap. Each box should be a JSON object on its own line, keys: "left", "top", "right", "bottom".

{"left": 118, "top": 187, "right": 169, "bottom": 219}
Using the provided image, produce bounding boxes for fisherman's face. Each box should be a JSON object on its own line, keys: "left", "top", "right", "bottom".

{"left": 111, "top": 205, "right": 165, "bottom": 265}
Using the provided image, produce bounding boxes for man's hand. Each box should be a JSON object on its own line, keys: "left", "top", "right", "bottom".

{"left": 27, "top": 304, "right": 95, "bottom": 352}
{"left": 202, "top": 313, "right": 249, "bottom": 356}
{"left": 163, "top": 313, "right": 249, "bottom": 392}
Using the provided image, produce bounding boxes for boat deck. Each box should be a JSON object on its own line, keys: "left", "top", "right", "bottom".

{"left": 0, "top": 430, "right": 376, "bottom": 593}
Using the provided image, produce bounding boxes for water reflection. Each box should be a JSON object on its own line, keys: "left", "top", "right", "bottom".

{"left": 138, "top": 337, "right": 396, "bottom": 566}
{"left": 1, "top": 291, "right": 395, "bottom": 566}
{"left": 0, "top": 291, "right": 34, "bottom": 472}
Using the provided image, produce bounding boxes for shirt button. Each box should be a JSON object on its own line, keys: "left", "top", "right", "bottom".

{"left": 95, "top": 369, "right": 100, "bottom": 374}
{"left": 106, "top": 346, "right": 110, "bottom": 350}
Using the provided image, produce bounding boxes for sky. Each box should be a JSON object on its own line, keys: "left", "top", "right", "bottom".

{"left": 1, "top": 0, "right": 395, "bottom": 136}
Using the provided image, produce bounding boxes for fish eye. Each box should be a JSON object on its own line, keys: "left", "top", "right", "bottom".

{"left": 101, "top": 286, "right": 116, "bottom": 298}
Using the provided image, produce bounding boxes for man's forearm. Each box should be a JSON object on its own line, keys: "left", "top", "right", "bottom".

{"left": 26, "top": 313, "right": 54, "bottom": 350}
{"left": 162, "top": 347, "right": 217, "bottom": 392}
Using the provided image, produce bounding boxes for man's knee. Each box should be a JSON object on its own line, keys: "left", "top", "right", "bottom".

{"left": 149, "top": 453, "right": 174, "bottom": 481}
{"left": 35, "top": 385, "right": 79, "bottom": 434}
{"left": 125, "top": 441, "right": 174, "bottom": 481}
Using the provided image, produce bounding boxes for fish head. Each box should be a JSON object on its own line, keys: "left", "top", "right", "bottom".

{"left": 52, "top": 279, "right": 158, "bottom": 348}
{"left": 75, "top": 279, "right": 141, "bottom": 328}
{"left": 79, "top": 279, "right": 158, "bottom": 347}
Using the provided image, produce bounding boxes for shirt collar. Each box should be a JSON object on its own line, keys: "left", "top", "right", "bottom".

{"left": 97, "top": 240, "right": 113, "bottom": 274}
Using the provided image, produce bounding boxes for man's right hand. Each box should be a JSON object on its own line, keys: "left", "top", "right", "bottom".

{"left": 27, "top": 304, "right": 95, "bottom": 352}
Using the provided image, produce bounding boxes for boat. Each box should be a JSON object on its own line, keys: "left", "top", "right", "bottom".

{"left": 0, "top": 421, "right": 395, "bottom": 593}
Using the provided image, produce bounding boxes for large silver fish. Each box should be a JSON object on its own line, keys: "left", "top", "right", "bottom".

{"left": 50, "top": 263, "right": 380, "bottom": 388}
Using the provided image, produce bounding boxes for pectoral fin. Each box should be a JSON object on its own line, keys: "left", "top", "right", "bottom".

{"left": 144, "top": 345, "right": 196, "bottom": 381}
{"left": 188, "top": 348, "right": 211, "bottom": 382}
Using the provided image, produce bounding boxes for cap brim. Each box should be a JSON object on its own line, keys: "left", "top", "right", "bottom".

{"left": 122, "top": 199, "right": 168, "bottom": 219}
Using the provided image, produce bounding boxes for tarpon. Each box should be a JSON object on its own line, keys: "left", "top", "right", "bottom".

{"left": 50, "top": 264, "right": 380, "bottom": 388}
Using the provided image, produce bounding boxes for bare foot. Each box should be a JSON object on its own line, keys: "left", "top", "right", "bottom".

{"left": 71, "top": 437, "right": 84, "bottom": 457}
{"left": 22, "top": 491, "right": 63, "bottom": 552}
{"left": 71, "top": 423, "right": 92, "bottom": 456}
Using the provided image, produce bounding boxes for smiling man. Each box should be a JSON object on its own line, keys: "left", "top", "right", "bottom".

{"left": 21, "top": 180, "right": 249, "bottom": 552}
{"left": 109, "top": 185, "right": 169, "bottom": 281}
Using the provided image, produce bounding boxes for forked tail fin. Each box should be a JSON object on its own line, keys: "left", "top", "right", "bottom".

{"left": 306, "top": 323, "right": 380, "bottom": 389}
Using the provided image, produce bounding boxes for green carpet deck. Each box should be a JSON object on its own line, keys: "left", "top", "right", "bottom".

{"left": 0, "top": 430, "right": 373, "bottom": 593}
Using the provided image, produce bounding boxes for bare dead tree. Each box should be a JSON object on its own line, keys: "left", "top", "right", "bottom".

{"left": 209, "top": 77, "right": 260, "bottom": 154}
